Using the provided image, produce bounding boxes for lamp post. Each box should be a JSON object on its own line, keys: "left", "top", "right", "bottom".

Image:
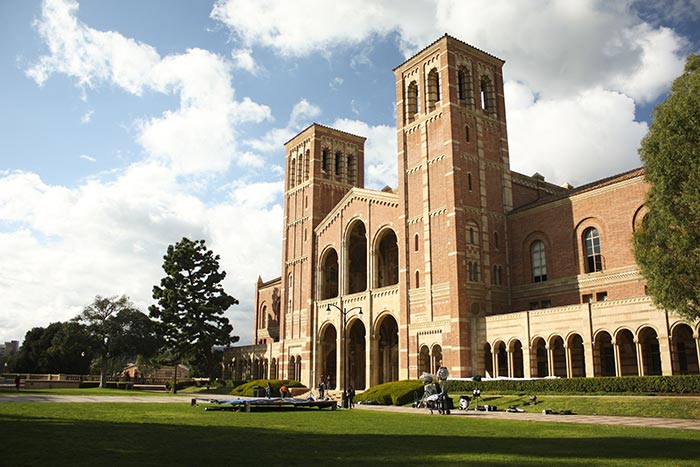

{"left": 326, "top": 304, "right": 362, "bottom": 408}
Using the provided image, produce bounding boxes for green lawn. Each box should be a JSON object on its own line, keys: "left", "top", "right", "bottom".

{"left": 1, "top": 402, "right": 699, "bottom": 465}
{"left": 473, "top": 394, "right": 700, "bottom": 419}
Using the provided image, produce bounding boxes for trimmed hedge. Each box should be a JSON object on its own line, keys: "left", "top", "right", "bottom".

{"left": 354, "top": 376, "right": 700, "bottom": 407}
{"left": 447, "top": 375, "right": 700, "bottom": 395}
{"left": 355, "top": 380, "right": 424, "bottom": 406}
{"left": 230, "top": 379, "right": 305, "bottom": 397}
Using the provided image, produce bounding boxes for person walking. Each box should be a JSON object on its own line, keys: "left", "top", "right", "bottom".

{"left": 347, "top": 384, "right": 355, "bottom": 408}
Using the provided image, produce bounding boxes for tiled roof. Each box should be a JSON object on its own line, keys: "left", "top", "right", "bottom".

{"left": 510, "top": 167, "right": 645, "bottom": 214}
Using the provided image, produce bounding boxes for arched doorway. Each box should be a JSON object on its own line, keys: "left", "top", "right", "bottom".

{"left": 431, "top": 344, "right": 443, "bottom": 374}
{"left": 375, "top": 229, "right": 398, "bottom": 288}
{"left": 320, "top": 248, "right": 339, "bottom": 299}
{"left": 594, "top": 331, "right": 615, "bottom": 376}
{"left": 418, "top": 345, "right": 430, "bottom": 375}
{"left": 347, "top": 319, "right": 366, "bottom": 389}
{"left": 568, "top": 334, "right": 586, "bottom": 377}
{"left": 510, "top": 339, "right": 524, "bottom": 378}
{"left": 319, "top": 324, "right": 338, "bottom": 389}
{"left": 346, "top": 221, "right": 367, "bottom": 294}
{"left": 288, "top": 355, "right": 295, "bottom": 380}
{"left": 617, "top": 329, "right": 638, "bottom": 376}
{"left": 377, "top": 314, "right": 399, "bottom": 384}
{"left": 270, "top": 358, "right": 278, "bottom": 380}
{"left": 495, "top": 341, "right": 508, "bottom": 377}
{"left": 551, "top": 335, "right": 566, "bottom": 377}
{"left": 639, "top": 327, "right": 662, "bottom": 376}
{"left": 483, "top": 343, "right": 493, "bottom": 377}
{"left": 672, "top": 324, "right": 699, "bottom": 375}
{"left": 532, "top": 337, "right": 548, "bottom": 377}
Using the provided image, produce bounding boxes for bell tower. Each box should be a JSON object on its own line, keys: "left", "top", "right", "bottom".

{"left": 279, "top": 124, "right": 365, "bottom": 385}
{"left": 394, "top": 35, "right": 513, "bottom": 377}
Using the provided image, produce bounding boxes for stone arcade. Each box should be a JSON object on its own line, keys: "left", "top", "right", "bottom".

{"left": 223, "top": 35, "right": 699, "bottom": 391}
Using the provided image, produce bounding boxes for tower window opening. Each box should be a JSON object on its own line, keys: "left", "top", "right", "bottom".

{"left": 407, "top": 80, "right": 419, "bottom": 121}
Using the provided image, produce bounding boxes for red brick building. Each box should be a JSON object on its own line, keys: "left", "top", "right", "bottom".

{"left": 224, "top": 35, "right": 699, "bottom": 389}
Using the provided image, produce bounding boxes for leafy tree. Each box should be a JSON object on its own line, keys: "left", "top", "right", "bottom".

{"left": 76, "top": 295, "right": 163, "bottom": 387}
{"left": 633, "top": 54, "right": 700, "bottom": 319}
{"left": 8, "top": 322, "right": 94, "bottom": 374}
{"left": 149, "top": 238, "right": 239, "bottom": 387}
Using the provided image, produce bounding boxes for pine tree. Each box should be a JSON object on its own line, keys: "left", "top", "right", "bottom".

{"left": 149, "top": 238, "right": 239, "bottom": 387}
{"left": 633, "top": 54, "right": 700, "bottom": 319}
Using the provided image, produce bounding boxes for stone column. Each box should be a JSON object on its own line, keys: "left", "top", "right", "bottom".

{"left": 635, "top": 339, "right": 644, "bottom": 376}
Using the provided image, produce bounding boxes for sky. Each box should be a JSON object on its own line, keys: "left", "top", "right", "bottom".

{"left": 1, "top": 0, "right": 699, "bottom": 346}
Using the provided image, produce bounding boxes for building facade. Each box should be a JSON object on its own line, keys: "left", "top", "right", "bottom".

{"left": 223, "top": 35, "right": 700, "bottom": 389}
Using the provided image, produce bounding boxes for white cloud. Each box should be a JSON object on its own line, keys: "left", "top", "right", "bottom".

{"left": 0, "top": 163, "right": 282, "bottom": 345}
{"left": 79, "top": 154, "right": 96, "bottom": 162}
{"left": 247, "top": 98, "right": 321, "bottom": 153}
{"left": 212, "top": 0, "right": 689, "bottom": 187}
{"left": 505, "top": 82, "right": 648, "bottom": 186}
{"left": 212, "top": 0, "right": 688, "bottom": 103}
{"left": 28, "top": 0, "right": 271, "bottom": 176}
{"left": 80, "top": 109, "right": 93, "bottom": 123}
{"left": 331, "top": 119, "right": 396, "bottom": 189}
{"left": 231, "top": 48, "right": 263, "bottom": 75}
{"left": 329, "top": 76, "right": 344, "bottom": 90}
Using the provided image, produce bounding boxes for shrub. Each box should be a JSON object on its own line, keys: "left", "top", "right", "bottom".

{"left": 231, "top": 379, "right": 305, "bottom": 397}
{"left": 446, "top": 375, "right": 700, "bottom": 395}
{"left": 355, "top": 380, "right": 424, "bottom": 406}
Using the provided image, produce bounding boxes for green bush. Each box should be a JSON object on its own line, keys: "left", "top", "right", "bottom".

{"left": 230, "top": 379, "right": 305, "bottom": 397}
{"left": 447, "top": 375, "right": 700, "bottom": 395}
{"left": 355, "top": 380, "right": 424, "bottom": 406}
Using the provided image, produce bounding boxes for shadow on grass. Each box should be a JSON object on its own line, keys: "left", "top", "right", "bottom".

{"left": 1, "top": 411, "right": 699, "bottom": 466}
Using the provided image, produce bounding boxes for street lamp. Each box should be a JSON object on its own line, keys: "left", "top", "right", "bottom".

{"left": 326, "top": 304, "right": 363, "bottom": 408}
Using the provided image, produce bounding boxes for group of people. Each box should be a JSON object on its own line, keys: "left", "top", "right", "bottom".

{"left": 263, "top": 377, "right": 356, "bottom": 408}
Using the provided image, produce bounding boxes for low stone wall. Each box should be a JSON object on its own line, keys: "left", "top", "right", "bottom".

{"left": 23, "top": 380, "right": 80, "bottom": 389}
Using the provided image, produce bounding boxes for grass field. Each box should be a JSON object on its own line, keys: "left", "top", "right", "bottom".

{"left": 1, "top": 402, "right": 699, "bottom": 466}
{"left": 474, "top": 394, "right": 700, "bottom": 419}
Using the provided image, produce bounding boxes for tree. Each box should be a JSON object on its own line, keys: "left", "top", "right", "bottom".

{"left": 633, "top": 53, "right": 700, "bottom": 320}
{"left": 8, "top": 322, "right": 94, "bottom": 374}
{"left": 76, "top": 295, "right": 163, "bottom": 387}
{"left": 149, "top": 238, "right": 239, "bottom": 387}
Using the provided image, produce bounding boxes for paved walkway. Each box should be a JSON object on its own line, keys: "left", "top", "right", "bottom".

{"left": 1, "top": 393, "right": 699, "bottom": 431}
{"left": 355, "top": 404, "right": 700, "bottom": 431}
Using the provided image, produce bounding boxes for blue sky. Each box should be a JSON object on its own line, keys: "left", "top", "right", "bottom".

{"left": 1, "top": 0, "right": 699, "bottom": 346}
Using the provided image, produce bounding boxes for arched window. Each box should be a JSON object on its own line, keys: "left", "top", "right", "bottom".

{"left": 468, "top": 172, "right": 473, "bottom": 192}
{"left": 304, "top": 149, "right": 310, "bottom": 180}
{"left": 407, "top": 80, "right": 418, "bottom": 121}
{"left": 467, "top": 223, "right": 479, "bottom": 246}
{"left": 414, "top": 233, "right": 419, "bottom": 252}
{"left": 347, "top": 154, "right": 356, "bottom": 184}
{"left": 531, "top": 240, "right": 547, "bottom": 282}
{"left": 494, "top": 231, "right": 499, "bottom": 250}
{"left": 457, "top": 66, "right": 472, "bottom": 104}
{"left": 480, "top": 76, "right": 495, "bottom": 114}
{"left": 322, "top": 148, "right": 330, "bottom": 173}
{"left": 468, "top": 261, "right": 480, "bottom": 282}
{"left": 465, "top": 125, "right": 471, "bottom": 142}
{"left": 287, "top": 272, "right": 294, "bottom": 311}
{"left": 427, "top": 68, "right": 440, "bottom": 111}
{"left": 334, "top": 151, "right": 342, "bottom": 176}
{"left": 289, "top": 158, "right": 296, "bottom": 188}
{"left": 415, "top": 270, "right": 420, "bottom": 288}
{"left": 583, "top": 228, "right": 602, "bottom": 273}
